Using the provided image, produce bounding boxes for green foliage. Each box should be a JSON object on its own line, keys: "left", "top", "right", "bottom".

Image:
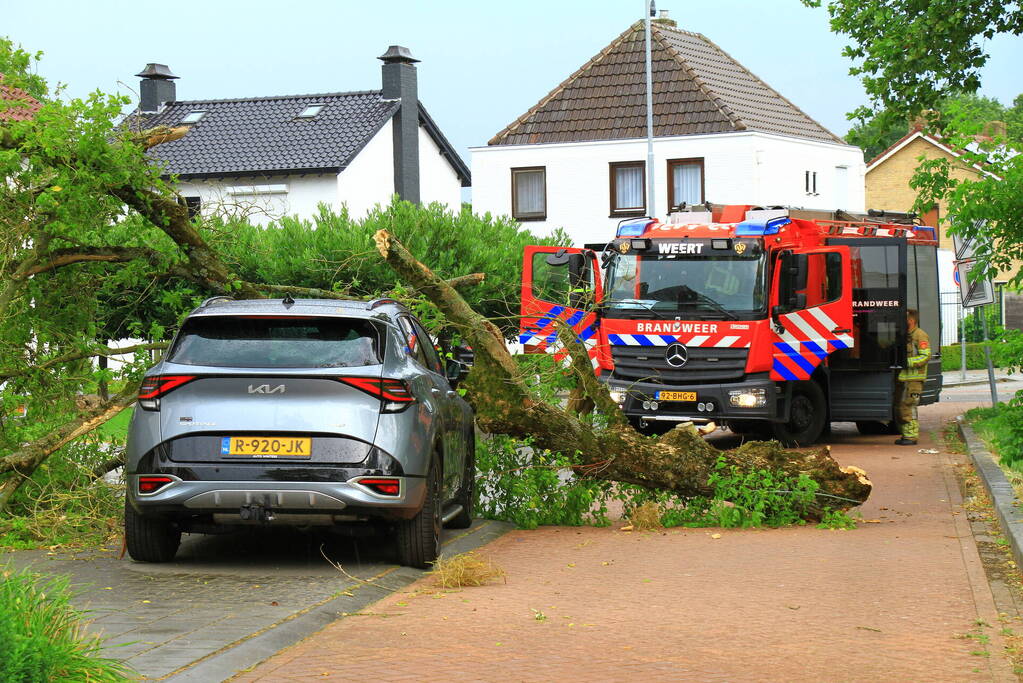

{"left": 0, "top": 438, "right": 124, "bottom": 550}
{"left": 844, "top": 92, "right": 1023, "bottom": 160}
{"left": 0, "top": 565, "right": 134, "bottom": 681}
{"left": 968, "top": 393, "right": 1023, "bottom": 470}
{"left": 212, "top": 200, "right": 570, "bottom": 333}
{"left": 474, "top": 434, "right": 610, "bottom": 530}
{"left": 941, "top": 343, "right": 999, "bottom": 371}
{"left": 804, "top": 0, "right": 1022, "bottom": 121}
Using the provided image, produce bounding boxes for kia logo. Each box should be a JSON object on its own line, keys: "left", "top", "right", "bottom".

{"left": 665, "top": 343, "right": 688, "bottom": 368}
{"left": 248, "top": 384, "right": 285, "bottom": 394}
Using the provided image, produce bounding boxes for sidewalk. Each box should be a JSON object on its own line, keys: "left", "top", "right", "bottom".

{"left": 943, "top": 367, "right": 1022, "bottom": 388}
{"left": 234, "top": 401, "right": 1015, "bottom": 682}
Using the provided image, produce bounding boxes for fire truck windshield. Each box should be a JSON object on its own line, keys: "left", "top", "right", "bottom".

{"left": 604, "top": 250, "right": 767, "bottom": 320}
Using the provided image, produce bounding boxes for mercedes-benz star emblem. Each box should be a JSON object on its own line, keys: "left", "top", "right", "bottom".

{"left": 665, "top": 343, "right": 688, "bottom": 368}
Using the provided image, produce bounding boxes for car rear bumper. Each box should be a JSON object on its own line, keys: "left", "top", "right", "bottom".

{"left": 127, "top": 475, "right": 427, "bottom": 521}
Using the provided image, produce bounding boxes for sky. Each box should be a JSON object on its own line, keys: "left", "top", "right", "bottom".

{"left": 3, "top": 0, "right": 1021, "bottom": 169}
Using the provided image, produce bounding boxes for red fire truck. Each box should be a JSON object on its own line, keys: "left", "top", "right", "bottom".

{"left": 519, "top": 205, "right": 942, "bottom": 445}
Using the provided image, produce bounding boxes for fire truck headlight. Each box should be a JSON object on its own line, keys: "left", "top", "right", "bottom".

{"left": 728, "top": 388, "right": 767, "bottom": 409}
{"left": 608, "top": 388, "right": 627, "bottom": 406}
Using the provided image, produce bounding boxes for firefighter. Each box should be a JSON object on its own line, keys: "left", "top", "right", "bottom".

{"left": 895, "top": 308, "right": 931, "bottom": 445}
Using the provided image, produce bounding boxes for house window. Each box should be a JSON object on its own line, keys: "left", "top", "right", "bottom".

{"left": 609, "top": 161, "right": 645, "bottom": 216}
{"left": 183, "top": 196, "right": 201, "bottom": 219}
{"left": 667, "top": 158, "right": 704, "bottom": 210}
{"left": 805, "top": 170, "right": 818, "bottom": 196}
{"left": 511, "top": 167, "right": 546, "bottom": 220}
{"left": 180, "top": 111, "right": 206, "bottom": 124}
{"left": 297, "top": 104, "right": 325, "bottom": 118}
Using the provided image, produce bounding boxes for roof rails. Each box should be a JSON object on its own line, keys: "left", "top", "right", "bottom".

{"left": 199, "top": 296, "right": 235, "bottom": 308}
{"left": 367, "top": 297, "right": 403, "bottom": 310}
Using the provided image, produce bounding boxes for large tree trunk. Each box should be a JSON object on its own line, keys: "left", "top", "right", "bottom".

{"left": 373, "top": 229, "right": 871, "bottom": 517}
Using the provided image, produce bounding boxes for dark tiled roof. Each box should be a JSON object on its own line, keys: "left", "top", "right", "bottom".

{"left": 135, "top": 91, "right": 400, "bottom": 178}
{"left": 490, "top": 21, "right": 842, "bottom": 146}
{"left": 0, "top": 81, "right": 41, "bottom": 122}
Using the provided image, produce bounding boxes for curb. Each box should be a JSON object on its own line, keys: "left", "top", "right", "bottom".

{"left": 956, "top": 417, "right": 1023, "bottom": 572}
{"left": 165, "top": 520, "right": 513, "bottom": 683}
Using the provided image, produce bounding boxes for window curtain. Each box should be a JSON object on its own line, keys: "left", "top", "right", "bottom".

{"left": 515, "top": 170, "right": 545, "bottom": 214}
{"left": 616, "top": 166, "right": 644, "bottom": 209}
{"left": 673, "top": 163, "right": 702, "bottom": 205}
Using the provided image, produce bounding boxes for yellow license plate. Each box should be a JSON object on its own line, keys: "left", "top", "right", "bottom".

{"left": 221, "top": 436, "right": 311, "bottom": 458}
{"left": 655, "top": 391, "right": 697, "bottom": 402}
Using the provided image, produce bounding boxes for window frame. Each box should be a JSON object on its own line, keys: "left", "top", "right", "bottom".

{"left": 608, "top": 161, "right": 646, "bottom": 218}
{"left": 666, "top": 157, "right": 705, "bottom": 211}
{"left": 510, "top": 166, "right": 547, "bottom": 221}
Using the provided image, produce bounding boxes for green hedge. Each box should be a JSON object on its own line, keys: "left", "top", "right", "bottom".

{"left": 941, "top": 343, "right": 998, "bottom": 371}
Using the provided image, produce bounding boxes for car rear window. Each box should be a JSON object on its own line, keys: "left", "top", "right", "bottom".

{"left": 169, "top": 316, "right": 382, "bottom": 368}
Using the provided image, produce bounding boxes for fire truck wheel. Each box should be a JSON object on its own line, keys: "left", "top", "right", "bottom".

{"left": 772, "top": 381, "right": 826, "bottom": 447}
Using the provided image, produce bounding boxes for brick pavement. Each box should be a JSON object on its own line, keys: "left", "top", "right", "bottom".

{"left": 234, "top": 402, "right": 1015, "bottom": 682}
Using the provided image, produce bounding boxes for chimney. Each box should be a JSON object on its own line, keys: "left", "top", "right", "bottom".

{"left": 136, "top": 63, "right": 178, "bottom": 113}
{"left": 653, "top": 8, "right": 677, "bottom": 27}
{"left": 379, "top": 45, "right": 420, "bottom": 205}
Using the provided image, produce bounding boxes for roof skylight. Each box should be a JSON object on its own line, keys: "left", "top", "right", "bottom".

{"left": 297, "top": 104, "right": 325, "bottom": 118}
{"left": 180, "top": 111, "right": 206, "bottom": 124}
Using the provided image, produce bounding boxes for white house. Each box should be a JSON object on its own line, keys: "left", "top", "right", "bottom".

{"left": 470, "top": 17, "right": 865, "bottom": 246}
{"left": 133, "top": 47, "right": 470, "bottom": 225}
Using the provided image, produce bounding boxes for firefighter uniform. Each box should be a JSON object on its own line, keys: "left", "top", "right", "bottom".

{"left": 896, "top": 326, "right": 931, "bottom": 442}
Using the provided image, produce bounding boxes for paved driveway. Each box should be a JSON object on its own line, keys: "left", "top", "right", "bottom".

{"left": 234, "top": 402, "right": 1017, "bottom": 682}
{"left": 1, "top": 521, "right": 509, "bottom": 681}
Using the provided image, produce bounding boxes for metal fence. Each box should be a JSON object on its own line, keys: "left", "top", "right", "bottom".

{"left": 939, "top": 289, "right": 1004, "bottom": 347}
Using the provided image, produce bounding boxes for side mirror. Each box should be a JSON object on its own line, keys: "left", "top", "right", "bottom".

{"left": 444, "top": 345, "right": 473, "bottom": 386}
{"left": 791, "top": 254, "right": 808, "bottom": 291}
{"left": 546, "top": 249, "right": 570, "bottom": 266}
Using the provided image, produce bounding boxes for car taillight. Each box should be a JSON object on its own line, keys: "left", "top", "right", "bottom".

{"left": 137, "top": 375, "right": 197, "bottom": 411}
{"left": 338, "top": 378, "right": 415, "bottom": 413}
{"left": 138, "top": 476, "right": 174, "bottom": 494}
{"left": 357, "top": 477, "right": 401, "bottom": 496}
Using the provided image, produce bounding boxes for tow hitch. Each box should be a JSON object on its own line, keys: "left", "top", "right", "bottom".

{"left": 239, "top": 503, "right": 274, "bottom": 523}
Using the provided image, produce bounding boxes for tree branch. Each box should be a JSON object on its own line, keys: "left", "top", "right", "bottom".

{"left": 22, "top": 246, "right": 162, "bottom": 276}
{"left": 0, "top": 342, "right": 167, "bottom": 382}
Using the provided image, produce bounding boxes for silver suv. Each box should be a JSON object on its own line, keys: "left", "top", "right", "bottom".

{"left": 124, "top": 297, "right": 475, "bottom": 568}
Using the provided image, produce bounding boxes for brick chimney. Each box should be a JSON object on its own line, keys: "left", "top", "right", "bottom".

{"left": 379, "top": 46, "right": 420, "bottom": 205}
{"left": 136, "top": 63, "right": 178, "bottom": 114}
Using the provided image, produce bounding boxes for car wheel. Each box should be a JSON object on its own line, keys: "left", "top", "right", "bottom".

{"left": 446, "top": 435, "right": 475, "bottom": 530}
{"left": 124, "top": 499, "right": 181, "bottom": 563}
{"left": 396, "top": 460, "right": 441, "bottom": 569}
{"left": 771, "top": 381, "right": 826, "bottom": 447}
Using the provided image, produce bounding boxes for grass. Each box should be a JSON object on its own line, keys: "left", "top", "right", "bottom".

{"left": 429, "top": 552, "right": 506, "bottom": 588}
{"left": 0, "top": 565, "right": 134, "bottom": 681}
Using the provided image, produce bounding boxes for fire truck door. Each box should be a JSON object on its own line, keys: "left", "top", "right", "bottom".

{"left": 519, "top": 246, "right": 602, "bottom": 363}
{"left": 769, "top": 246, "right": 854, "bottom": 381}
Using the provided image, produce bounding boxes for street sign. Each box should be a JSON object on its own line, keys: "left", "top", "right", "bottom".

{"left": 952, "top": 220, "right": 985, "bottom": 260}
{"left": 955, "top": 259, "right": 994, "bottom": 308}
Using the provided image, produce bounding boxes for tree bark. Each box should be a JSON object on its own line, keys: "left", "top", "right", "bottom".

{"left": 373, "top": 229, "right": 871, "bottom": 517}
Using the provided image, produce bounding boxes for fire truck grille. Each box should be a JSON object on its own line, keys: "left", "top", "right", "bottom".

{"left": 610, "top": 346, "right": 748, "bottom": 385}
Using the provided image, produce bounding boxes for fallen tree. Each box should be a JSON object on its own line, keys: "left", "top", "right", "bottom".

{"left": 374, "top": 229, "right": 872, "bottom": 517}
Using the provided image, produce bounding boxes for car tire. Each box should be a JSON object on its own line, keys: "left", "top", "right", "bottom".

{"left": 396, "top": 460, "right": 441, "bottom": 569}
{"left": 446, "top": 435, "right": 475, "bottom": 530}
{"left": 771, "top": 381, "right": 826, "bottom": 447}
{"left": 124, "top": 499, "right": 181, "bottom": 563}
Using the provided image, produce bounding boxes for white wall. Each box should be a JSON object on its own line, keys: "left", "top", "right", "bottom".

{"left": 470, "top": 131, "right": 866, "bottom": 246}
{"left": 178, "top": 175, "right": 339, "bottom": 226}
{"left": 337, "top": 120, "right": 394, "bottom": 217}
{"left": 419, "top": 125, "right": 463, "bottom": 210}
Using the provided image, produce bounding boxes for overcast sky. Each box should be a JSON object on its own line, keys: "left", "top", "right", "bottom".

{"left": 4, "top": 0, "right": 1021, "bottom": 167}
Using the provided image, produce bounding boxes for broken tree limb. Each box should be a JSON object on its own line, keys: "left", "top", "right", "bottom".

{"left": 0, "top": 386, "right": 137, "bottom": 510}
{"left": 373, "top": 229, "right": 871, "bottom": 516}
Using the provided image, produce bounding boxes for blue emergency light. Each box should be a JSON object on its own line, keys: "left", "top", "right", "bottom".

{"left": 735, "top": 216, "right": 791, "bottom": 236}
{"left": 616, "top": 219, "right": 653, "bottom": 237}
